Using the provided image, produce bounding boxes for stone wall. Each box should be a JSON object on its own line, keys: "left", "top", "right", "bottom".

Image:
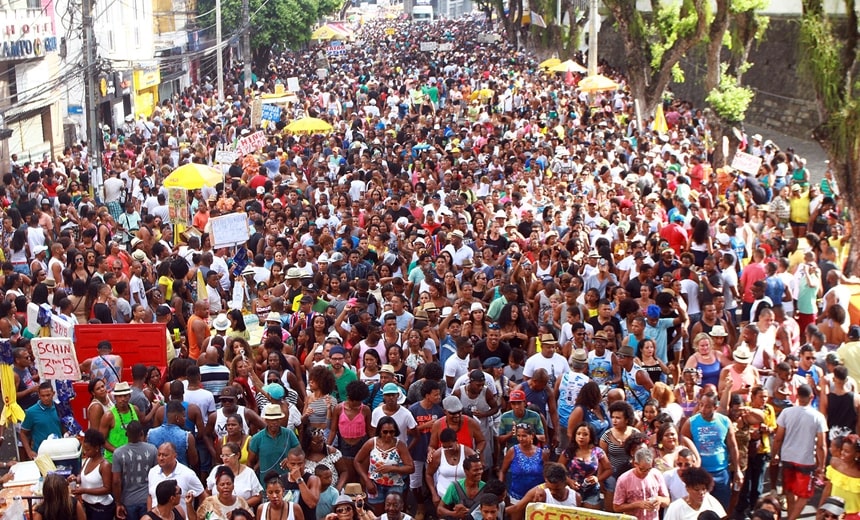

{"left": 597, "top": 16, "right": 821, "bottom": 140}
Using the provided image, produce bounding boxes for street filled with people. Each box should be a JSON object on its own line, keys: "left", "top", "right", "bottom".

{"left": 2, "top": 13, "right": 858, "bottom": 520}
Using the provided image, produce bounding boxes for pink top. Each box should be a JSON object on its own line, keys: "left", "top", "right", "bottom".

{"left": 338, "top": 404, "right": 367, "bottom": 438}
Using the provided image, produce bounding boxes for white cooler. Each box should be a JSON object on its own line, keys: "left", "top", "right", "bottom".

{"left": 37, "top": 437, "right": 81, "bottom": 475}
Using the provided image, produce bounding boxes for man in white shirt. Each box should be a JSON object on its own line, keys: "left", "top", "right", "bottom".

{"left": 147, "top": 442, "right": 205, "bottom": 515}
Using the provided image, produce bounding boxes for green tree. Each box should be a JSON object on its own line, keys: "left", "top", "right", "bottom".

{"left": 197, "top": 0, "right": 341, "bottom": 72}
{"left": 798, "top": 0, "right": 860, "bottom": 275}
{"left": 702, "top": 0, "right": 767, "bottom": 166}
{"left": 603, "top": 0, "right": 709, "bottom": 116}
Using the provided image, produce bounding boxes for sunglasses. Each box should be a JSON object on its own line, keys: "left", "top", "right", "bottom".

{"left": 335, "top": 507, "right": 352, "bottom": 514}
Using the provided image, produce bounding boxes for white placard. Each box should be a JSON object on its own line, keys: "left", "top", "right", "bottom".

{"left": 731, "top": 150, "right": 763, "bottom": 175}
{"left": 438, "top": 42, "right": 453, "bottom": 52}
{"left": 236, "top": 131, "right": 267, "bottom": 156}
{"left": 33, "top": 337, "right": 81, "bottom": 381}
{"left": 215, "top": 150, "right": 239, "bottom": 164}
{"left": 50, "top": 315, "right": 74, "bottom": 339}
{"left": 287, "top": 77, "right": 300, "bottom": 92}
{"left": 420, "top": 42, "right": 438, "bottom": 52}
{"left": 210, "top": 213, "right": 251, "bottom": 249}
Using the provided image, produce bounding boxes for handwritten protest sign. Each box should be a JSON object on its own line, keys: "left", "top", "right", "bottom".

{"left": 34, "top": 337, "right": 81, "bottom": 381}
{"left": 236, "top": 131, "right": 267, "bottom": 156}
{"left": 731, "top": 150, "right": 763, "bottom": 175}
{"left": 261, "top": 104, "right": 282, "bottom": 123}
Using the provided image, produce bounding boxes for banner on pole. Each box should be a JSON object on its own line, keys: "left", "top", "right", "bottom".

{"left": 167, "top": 187, "right": 190, "bottom": 227}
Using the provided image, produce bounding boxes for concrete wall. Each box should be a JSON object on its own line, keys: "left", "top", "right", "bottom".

{"left": 598, "top": 16, "right": 822, "bottom": 140}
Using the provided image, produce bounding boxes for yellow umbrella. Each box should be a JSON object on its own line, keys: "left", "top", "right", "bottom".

{"left": 163, "top": 163, "right": 223, "bottom": 189}
{"left": 285, "top": 117, "right": 334, "bottom": 135}
{"left": 311, "top": 25, "right": 341, "bottom": 40}
{"left": 539, "top": 57, "right": 561, "bottom": 69}
{"left": 549, "top": 59, "right": 587, "bottom": 74}
{"left": 652, "top": 104, "right": 669, "bottom": 134}
{"left": 470, "top": 88, "right": 495, "bottom": 101}
{"left": 578, "top": 74, "right": 619, "bottom": 93}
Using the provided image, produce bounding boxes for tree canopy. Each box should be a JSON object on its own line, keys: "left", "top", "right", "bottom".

{"left": 197, "top": 0, "right": 342, "bottom": 71}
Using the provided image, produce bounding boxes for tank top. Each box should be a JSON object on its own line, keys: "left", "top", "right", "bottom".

{"left": 81, "top": 458, "right": 114, "bottom": 505}
{"left": 564, "top": 446, "right": 603, "bottom": 488}
{"left": 14, "top": 366, "right": 39, "bottom": 408}
{"left": 187, "top": 314, "right": 208, "bottom": 360}
{"left": 677, "top": 385, "right": 701, "bottom": 417}
{"left": 440, "top": 417, "right": 475, "bottom": 449}
{"left": 106, "top": 406, "right": 138, "bottom": 463}
{"left": 282, "top": 472, "right": 314, "bottom": 520}
{"left": 579, "top": 404, "right": 610, "bottom": 440}
{"left": 338, "top": 404, "right": 367, "bottom": 438}
{"left": 697, "top": 358, "right": 721, "bottom": 388}
{"left": 436, "top": 445, "right": 465, "bottom": 496}
{"left": 458, "top": 388, "right": 491, "bottom": 427}
{"left": 508, "top": 445, "right": 545, "bottom": 499}
{"left": 827, "top": 392, "right": 857, "bottom": 438}
{"left": 587, "top": 351, "right": 613, "bottom": 387}
{"left": 214, "top": 407, "right": 249, "bottom": 438}
{"left": 642, "top": 363, "right": 666, "bottom": 384}
{"left": 542, "top": 484, "right": 579, "bottom": 506}
{"left": 690, "top": 413, "right": 730, "bottom": 472}
{"left": 307, "top": 396, "right": 331, "bottom": 427}
{"left": 622, "top": 364, "right": 651, "bottom": 411}
{"left": 259, "top": 502, "right": 296, "bottom": 520}
{"left": 369, "top": 438, "right": 405, "bottom": 487}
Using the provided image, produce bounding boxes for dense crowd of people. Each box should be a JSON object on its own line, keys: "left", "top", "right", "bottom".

{"left": 2, "top": 12, "right": 858, "bottom": 520}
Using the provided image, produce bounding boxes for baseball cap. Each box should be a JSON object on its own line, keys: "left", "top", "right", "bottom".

{"left": 482, "top": 357, "right": 503, "bottom": 369}
{"left": 443, "top": 395, "right": 463, "bottom": 413}
{"left": 509, "top": 389, "right": 526, "bottom": 402}
{"left": 263, "top": 383, "right": 285, "bottom": 400}
{"left": 820, "top": 497, "right": 845, "bottom": 517}
{"left": 849, "top": 325, "right": 860, "bottom": 340}
{"left": 468, "top": 369, "right": 485, "bottom": 382}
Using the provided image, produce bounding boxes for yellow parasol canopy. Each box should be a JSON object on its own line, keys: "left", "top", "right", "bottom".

{"left": 578, "top": 74, "right": 619, "bottom": 93}
{"left": 0, "top": 362, "right": 25, "bottom": 426}
{"left": 311, "top": 25, "right": 344, "bottom": 40}
{"left": 285, "top": 117, "right": 334, "bottom": 135}
{"left": 163, "top": 163, "right": 223, "bottom": 190}
{"left": 539, "top": 57, "right": 561, "bottom": 69}
{"left": 549, "top": 59, "right": 587, "bottom": 73}
{"left": 470, "top": 88, "right": 495, "bottom": 101}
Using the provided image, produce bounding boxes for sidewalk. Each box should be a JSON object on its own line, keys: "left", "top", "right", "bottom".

{"left": 744, "top": 123, "right": 830, "bottom": 184}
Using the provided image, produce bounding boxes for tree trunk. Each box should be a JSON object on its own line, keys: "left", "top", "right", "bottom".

{"left": 705, "top": 0, "right": 730, "bottom": 93}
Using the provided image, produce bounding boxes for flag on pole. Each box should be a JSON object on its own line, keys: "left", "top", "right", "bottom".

{"left": 652, "top": 103, "right": 668, "bottom": 134}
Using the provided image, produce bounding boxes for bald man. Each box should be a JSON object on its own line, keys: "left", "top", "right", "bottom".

{"left": 199, "top": 346, "right": 230, "bottom": 395}
{"left": 187, "top": 301, "right": 210, "bottom": 360}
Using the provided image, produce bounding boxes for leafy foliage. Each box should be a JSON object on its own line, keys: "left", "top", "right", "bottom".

{"left": 705, "top": 65, "right": 754, "bottom": 122}
{"left": 197, "top": 0, "right": 341, "bottom": 65}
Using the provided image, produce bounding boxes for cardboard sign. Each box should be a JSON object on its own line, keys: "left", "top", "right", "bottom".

{"left": 420, "top": 41, "right": 438, "bottom": 52}
{"left": 385, "top": 27, "right": 395, "bottom": 35}
{"left": 167, "top": 187, "right": 190, "bottom": 227}
{"left": 251, "top": 98, "right": 263, "bottom": 128}
{"left": 210, "top": 213, "right": 251, "bottom": 249}
{"left": 261, "top": 104, "right": 282, "bottom": 123}
{"left": 236, "top": 130, "right": 267, "bottom": 156}
{"left": 286, "top": 76, "right": 300, "bottom": 92}
{"left": 438, "top": 42, "right": 453, "bottom": 52}
{"left": 215, "top": 150, "right": 239, "bottom": 164}
{"left": 326, "top": 44, "right": 347, "bottom": 56}
{"left": 50, "top": 315, "right": 74, "bottom": 339}
{"left": 525, "top": 502, "right": 637, "bottom": 520}
{"left": 731, "top": 150, "right": 763, "bottom": 175}
{"left": 34, "top": 337, "right": 81, "bottom": 381}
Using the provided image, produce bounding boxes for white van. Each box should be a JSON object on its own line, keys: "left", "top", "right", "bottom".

{"left": 412, "top": 5, "right": 433, "bottom": 22}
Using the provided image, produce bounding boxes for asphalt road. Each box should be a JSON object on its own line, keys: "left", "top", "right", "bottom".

{"left": 744, "top": 123, "right": 829, "bottom": 184}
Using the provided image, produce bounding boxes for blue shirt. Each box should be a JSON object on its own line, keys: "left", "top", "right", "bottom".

{"left": 644, "top": 318, "right": 676, "bottom": 364}
{"left": 249, "top": 427, "right": 300, "bottom": 481}
{"left": 689, "top": 412, "right": 731, "bottom": 472}
{"left": 21, "top": 401, "right": 62, "bottom": 452}
{"left": 147, "top": 423, "right": 191, "bottom": 466}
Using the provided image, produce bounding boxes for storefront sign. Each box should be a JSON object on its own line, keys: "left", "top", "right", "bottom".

{"left": 0, "top": 14, "right": 58, "bottom": 60}
{"left": 134, "top": 68, "right": 161, "bottom": 91}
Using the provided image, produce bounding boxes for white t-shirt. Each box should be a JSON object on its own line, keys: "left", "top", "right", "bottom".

{"left": 523, "top": 353, "right": 570, "bottom": 387}
{"left": 148, "top": 462, "right": 205, "bottom": 516}
{"left": 444, "top": 354, "right": 470, "bottom": 391}
{"left": 663, "top": 494, "right": 726, "bottom": 520}
{"left": 370, "top": 405, "right": 417, "bottom": 446}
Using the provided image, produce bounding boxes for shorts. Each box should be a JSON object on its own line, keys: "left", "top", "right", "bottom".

{"left": 368, "top": 483, "right": 405, "bottom": 504}
{"left": 783, "top": 463, "right": 815, "bottom": 499}
{"left": 339, "top": 436, "right": 367, "bottom": 458}
{"left": 603, "top": 475, "right": 617, "bottom": 492}
{"left": 580, "top": 484, "right": 601, "bottom": 505}
{"left": 410, "top": 461, "right": 425, "bottom": 489}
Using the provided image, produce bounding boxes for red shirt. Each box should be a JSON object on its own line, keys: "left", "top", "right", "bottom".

{"left": 659, "top": 223, "right": 688, "bottom": 256}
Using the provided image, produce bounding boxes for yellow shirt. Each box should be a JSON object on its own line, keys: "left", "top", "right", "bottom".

{"left": 789, "top": 193, "right": 811, "bottom": 224}
{"left": 826, "top": 465, "right": 860, "bottom": 514}
{"left": 837, "top": 342, "right": 860, "bottom": 382}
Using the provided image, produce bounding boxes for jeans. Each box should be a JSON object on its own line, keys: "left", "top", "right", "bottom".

{"left": 197, "top": 442, "right": 213, "bottom": 475}
{"left": 124, "top": 503, "right": 149, "bottom": 520}
{"left": 738, "top": 453, "right": 769, "bottom": 515}
{"left": 710, "top": 467, "right": 731, "bottom": 507}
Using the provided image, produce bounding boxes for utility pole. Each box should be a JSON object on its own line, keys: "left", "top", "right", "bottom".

{"left": 82, "top": 0, "right": 102, "bottom": 196}
{"left": 242, "top": 0, "right": 251, "bottom": 90}
{"left": 587, "top": 0, "right": 599, "bottom": 75}
{"left": 216, "top": 0, "right": 225, "bottom": 101}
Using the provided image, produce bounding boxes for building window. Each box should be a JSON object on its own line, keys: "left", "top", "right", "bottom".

{"left": 27, "top": 0, "right": 41, "bottom": 9}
